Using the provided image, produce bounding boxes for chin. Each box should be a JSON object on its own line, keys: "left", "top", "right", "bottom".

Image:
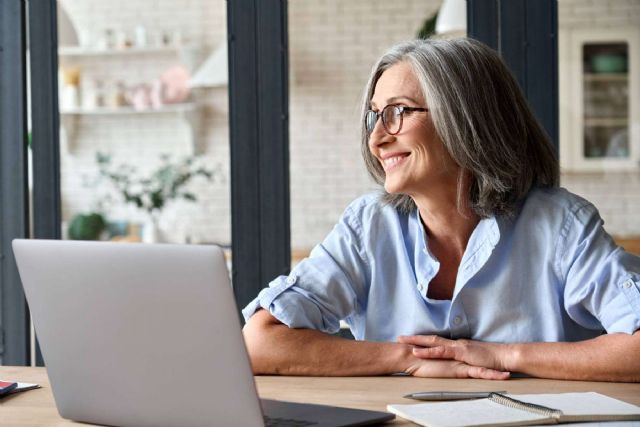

{"left": 383, "top": 179, "right": 406, "bottom": 195}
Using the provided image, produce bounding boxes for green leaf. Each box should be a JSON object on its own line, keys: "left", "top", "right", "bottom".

{"left": 417, "top": 11, "right": 438, "bottom": 39}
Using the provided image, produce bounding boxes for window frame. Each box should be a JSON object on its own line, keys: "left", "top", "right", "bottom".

{"left": 0, "top": 0, "right": 30, "bottom": 366}
{"left": 468, "top": 0, "right": 559, "bottom": 154}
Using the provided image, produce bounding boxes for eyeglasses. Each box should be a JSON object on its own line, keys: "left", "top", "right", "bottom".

{"left": 364, "top": 105, "right": 429, "bottom": 136}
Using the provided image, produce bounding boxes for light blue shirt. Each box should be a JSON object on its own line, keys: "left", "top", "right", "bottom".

{"left": 242, "top": 188, "right": 640, "bottom": 343}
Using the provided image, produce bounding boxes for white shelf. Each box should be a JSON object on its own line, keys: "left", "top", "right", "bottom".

{"left": 584, "top": 73, "right": 628, "bottom": 82}
{"left": 584, "top": 117, "right": 629, "bottom": 127}
{"left": 57, "top": 43, "right": 206, "bottom": 155}
{"left": 60, "top": 103, "right": 196, "bottom": 115}
{"left": 60, "top": 103, "right": 201, "bottom": 155}
{"left": 58, "top": 45, "right": 201, "bottom": 72}
{"left": 59, "top": 45, "right": 197, "bottom": 57}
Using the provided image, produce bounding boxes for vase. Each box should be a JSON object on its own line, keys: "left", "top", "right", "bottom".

{"left": 142, "top": 216, "right": 162, "bottom": 243}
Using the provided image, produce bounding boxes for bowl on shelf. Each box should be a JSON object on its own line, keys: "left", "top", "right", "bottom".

{"left": 590, "top": 53, "right": 627, "bottom": 73}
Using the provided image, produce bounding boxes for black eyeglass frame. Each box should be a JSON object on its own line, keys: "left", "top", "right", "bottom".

{"left": 365, "top": 105, "right": 430, "bottom": 136}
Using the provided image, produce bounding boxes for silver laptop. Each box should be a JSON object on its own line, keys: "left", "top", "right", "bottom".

{"left": 12, "top": 239, "right": 393, "bottom": 427}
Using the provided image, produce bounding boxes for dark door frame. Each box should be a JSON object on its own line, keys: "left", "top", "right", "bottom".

{"left": 227, "top": 0, "right": 291, "bottom": 319}
{"left": 28, "top": 0, "right": 62, "bottom": 367}
{"left": 0, "top": 0, "right": 30, "bottom": 366}
{"left": 468, "top": 0, "right": 559, "bottom": 154}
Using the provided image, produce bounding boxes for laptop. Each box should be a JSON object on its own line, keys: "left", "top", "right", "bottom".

{"left": 12, "top": 239, "right": 394, "bottom": 427}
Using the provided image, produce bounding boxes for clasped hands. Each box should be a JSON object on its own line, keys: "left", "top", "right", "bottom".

{"left": 398, "top": 335, "right": 513, "bottom": 380}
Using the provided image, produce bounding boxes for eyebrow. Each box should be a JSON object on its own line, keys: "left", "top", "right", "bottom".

{"left": 370, "top": 96, "right": 422, "bottom": 109}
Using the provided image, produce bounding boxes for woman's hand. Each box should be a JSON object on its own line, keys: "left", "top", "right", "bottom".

{"left": 404, "top": 356, "right": 510, "bottom": 379}
{"left": 399, "top": 335, "right": 513, "bottom": 375}
{"left": 400, "top": 332, "right": 640, "bottom": 382}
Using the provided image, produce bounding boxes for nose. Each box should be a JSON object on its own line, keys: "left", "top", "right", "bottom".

{"left": 368, "top": 119, "right": 394, "bottom": 149}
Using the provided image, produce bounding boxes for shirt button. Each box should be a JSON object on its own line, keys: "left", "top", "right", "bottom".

{"left": 285, "top": 275, "right": 297, "bottom": 285}
{"left": 417, "top": 283, "right": 424, "bottom": 291}
{"left": 623, "top": 280, "right": 633, "bottom": 289}
{"left": 453, "top": 316, "right": 462, "bottom": 325}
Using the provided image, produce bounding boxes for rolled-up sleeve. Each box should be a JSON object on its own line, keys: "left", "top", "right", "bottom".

{"left": 560, "top": 202, "right": 640, "bottom": 334}
{"left": 242, "top": 202, "right": 370, "bottom": 334}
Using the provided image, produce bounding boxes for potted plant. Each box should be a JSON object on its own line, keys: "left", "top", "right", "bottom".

{"left": 95, "top": 152, "right": 217, "bottom": 243}
{"left": 68, "top": 212, "right": 107, "bottom": 240}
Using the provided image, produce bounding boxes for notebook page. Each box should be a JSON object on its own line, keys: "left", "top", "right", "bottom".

{"left": 387, "top": 398, "right": 549, "bottom": 427}
{"left": 511, "top": 393, "right": 640, "bottom": 418}
{"left": 552, "top": 423, "right": 640, "bottom": 427}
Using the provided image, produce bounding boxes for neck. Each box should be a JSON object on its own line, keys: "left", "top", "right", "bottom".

{"left": 411, "top": 181, "right": 480, "bottom": 256}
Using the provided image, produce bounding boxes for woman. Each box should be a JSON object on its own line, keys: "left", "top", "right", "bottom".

{"left": 242, "top": 38, "right": 640, "bottom": 381}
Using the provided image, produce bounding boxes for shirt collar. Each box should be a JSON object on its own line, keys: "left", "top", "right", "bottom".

{"left": 413, "top": 208, "right": 502, "bottom": 296}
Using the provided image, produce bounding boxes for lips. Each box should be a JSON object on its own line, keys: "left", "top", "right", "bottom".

{"left": 381, "top": 153, "right": 410, "bottom": 172}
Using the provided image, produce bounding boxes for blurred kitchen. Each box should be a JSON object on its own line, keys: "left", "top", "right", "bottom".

{"left": 54, "top": 0, "right": 640, "bottom": 258}
{"left": 56, "top": 0, "right": 229, "bottom": 246}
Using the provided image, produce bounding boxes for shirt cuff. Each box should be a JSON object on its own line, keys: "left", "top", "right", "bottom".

{"left": 241, "top": 273, "right": 337, "bottom": 333}
{"left": 241, "top": 274, "right": 298, "bottom": 323}
{"left": 600, "top": 276, "right": 640, "bottom": 334}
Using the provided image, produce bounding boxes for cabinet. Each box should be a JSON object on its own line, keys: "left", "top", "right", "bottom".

{"left": 58, "top": 45, "right": 202, "bottom": 154}
{"left": 559, "top": 28, "right": 639, "bottom": 171}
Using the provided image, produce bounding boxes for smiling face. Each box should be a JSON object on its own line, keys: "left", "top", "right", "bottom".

{"left": 368, "top": 61, "right": 460, "bottom": 198}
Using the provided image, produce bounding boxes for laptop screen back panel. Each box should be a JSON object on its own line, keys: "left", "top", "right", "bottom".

{"left": 13, "top": 240, "right": 264, "bottom": 427}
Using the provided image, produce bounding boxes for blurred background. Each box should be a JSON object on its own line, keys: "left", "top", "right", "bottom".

{"left": 53, "top": 0, "right": 640, "bottom": 260}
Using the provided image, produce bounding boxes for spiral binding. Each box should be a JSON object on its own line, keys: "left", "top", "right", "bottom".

{"left": 489, "top": 393, "right": 564, "bottom": 420}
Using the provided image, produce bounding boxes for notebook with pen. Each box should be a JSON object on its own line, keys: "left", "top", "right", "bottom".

{"left": 387, "top": 392, "right": 640, "bottom": 427}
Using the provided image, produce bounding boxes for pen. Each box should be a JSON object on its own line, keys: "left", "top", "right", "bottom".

{"left": 403, "top": 391, "right": 507, "bottom": 401}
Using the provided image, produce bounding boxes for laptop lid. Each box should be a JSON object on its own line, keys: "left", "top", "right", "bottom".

{"left": 13, "top": 239, "right": 264, "bottom": 427}
{"left": 13, "top": 239, "right": 393, "bottom": 427}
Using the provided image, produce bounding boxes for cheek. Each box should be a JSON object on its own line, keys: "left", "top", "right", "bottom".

{"left": 417, "top": 126, "right": 448, "bottom": 162}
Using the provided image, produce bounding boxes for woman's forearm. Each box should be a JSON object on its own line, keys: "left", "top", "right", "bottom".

{"left": 242, "top": 310, "right": 410, "bottom": 376}
{"left": 506, "top": 331, "right": 640, "bottom": 382}
{"left": 242, "top": 310, "right": 510, "bottom": 379}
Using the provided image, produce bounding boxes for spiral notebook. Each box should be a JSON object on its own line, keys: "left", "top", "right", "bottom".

{"left": 387, "top": 392, "right": 640, "bottom": 427}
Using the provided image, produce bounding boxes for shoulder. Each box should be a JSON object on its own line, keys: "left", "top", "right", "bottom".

{"left": 343, "top": 191, "right": 401, "bottom": 222}
{"left": 520, "top": 187, "right": 599, "bottom": 226}
{"left": 340, "top": 192, "right": 410, "bottom": 240}
{"left": 512, "top": 187, "right": 610, "bottom": 283}
{"left": 515, "top": 188, "right": 608, "bottom": 266}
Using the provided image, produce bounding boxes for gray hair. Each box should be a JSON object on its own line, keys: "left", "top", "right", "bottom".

{"left": 360, "top": 38, "right": 559, "bottom": 218}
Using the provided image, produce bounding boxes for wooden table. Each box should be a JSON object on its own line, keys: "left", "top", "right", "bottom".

{"left": 2, "top": 366, "right": 640, "bottom": 426}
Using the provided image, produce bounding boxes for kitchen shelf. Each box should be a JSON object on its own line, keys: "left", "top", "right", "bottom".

{"left": 58, "top": 44, "right": 201, "bottom": 71}
{"left": 584, "top": 117, "right": 629, "bottom": 127}
{"left": 583, "top": 73, "right": 629, "bottom": 82}
{"left": 61, "top": 103, "right": 195, "bottom": 115}
{"left": 59, "top": 45, "right": 197, "bottom": 57}
{"left": 60, "top": 103, "right": 201, "bottom": 154}
{"left": 57, "top": 43, "right": 205, "bottom": 155}
{"left": 559, "top": 27, "right": 639, "bottom": 171}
